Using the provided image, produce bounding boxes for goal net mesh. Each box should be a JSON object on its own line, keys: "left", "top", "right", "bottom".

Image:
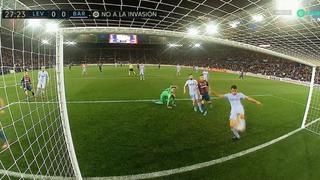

{"left": 0, "top": 0, "right": 75, "bottom": 179}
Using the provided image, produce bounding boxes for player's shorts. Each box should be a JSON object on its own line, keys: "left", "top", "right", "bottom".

{"left": 129, "top": 68, "right": 134, "bottom": 71}
{"left": 139, "top": 71, "right": 144, "bottom": 75}
{"left": 229, "top": 107, "right": 244, "bottom": 120}
{"left": 201, "top": 92, "right": 210, "bottom": 101}
{"left": 189, "top": 92, "right": 200, "bottom": 101}
{"left": 37, "top": 82, "right": 46, "bottom": 89}
{"left": 23, "top": 84, "right": 32, "bottom": 91}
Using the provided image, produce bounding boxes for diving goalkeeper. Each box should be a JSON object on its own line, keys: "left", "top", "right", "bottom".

{"left": 154, "top": 85, "right": 177, "bottom": 108}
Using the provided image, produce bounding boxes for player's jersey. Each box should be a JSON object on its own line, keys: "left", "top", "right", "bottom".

{"left": 185, "top": 79, "right": 198, "bottom": 94}
{"left": 129, "top": 64, "right": 134, "bottom": 69}
{"left": 21, "top": 76, "right": 31, "bottom": 86}
{"left": 224, "top": 93, "right": 246, "bottom": 110}
{"left": 38, "top": 71, "right": 49, "bottom": 82}
{"left": 203, "top": 71, "right": 208, "bottom": 80}
{"left": 140, "top": 65, "right": 144, "bottom": 71}
{"left": 176, "top": 65, "right": 181, "bottom": 71}
{"left": 198, "top": 80, "right": 209, "bottom": 94}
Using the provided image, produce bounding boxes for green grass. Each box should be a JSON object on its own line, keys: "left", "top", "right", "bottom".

{"left": 64, "top": 65, "right": 318, "bottom": 179}
{"left": 0, "top": 65, "right": 319, "bottom": 179}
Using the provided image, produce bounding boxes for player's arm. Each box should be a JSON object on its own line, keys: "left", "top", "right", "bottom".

{"left": 166, "top": 92, "right": 172, "bottom": 108}
{"left": 245, "top": 96, "right": 262, "bottom": 106}
{"left": 211, "top": 91, "right": 224, "bottom": 98}
{"left": 183, "top": 82, "right": 188, "bottom": 94}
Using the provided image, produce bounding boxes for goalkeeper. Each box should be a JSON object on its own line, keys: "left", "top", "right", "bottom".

{"left": 154, "top": 85, "right": 177, "bottom": 108}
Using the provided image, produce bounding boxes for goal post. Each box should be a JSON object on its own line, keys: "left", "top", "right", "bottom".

{"left": 56, "top": 30, "right": 82, "bottom": 180}
{"left": 0, "top": 0, "right": 82, "bottom": 179}
{"left": 301, "top": 66, "right": 320, "bottom": 134}
{"left": 301, "top": 66, "right": 316, "bottom": 128}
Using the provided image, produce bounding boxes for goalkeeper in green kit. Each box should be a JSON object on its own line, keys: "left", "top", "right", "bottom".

{"left": 154, "top": 85, "right": 177, "bottom": 108}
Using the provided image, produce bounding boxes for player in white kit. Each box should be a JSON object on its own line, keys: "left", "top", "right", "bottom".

{"left": 202, "top": 68, "right": 209, "bottom": 81}
{"left": 82, "top": 64, "right": 87, "bottom": 76}
{"left": 139, "top": 63, "right": 145, "bottom": 80}
{"left": 214, "top": 85, "right": 262, "bottom": 140}
{"left": 195, "top": 66, "right": 199, "bottom": 73}
{"left": 176, "top": 64, "right": 181, "bottom": 77}
{"left": 36, "top": 66, "right": 49, "bottom": 97}
{"left": 184, "top": 74, "right": 205, "bottom": 114}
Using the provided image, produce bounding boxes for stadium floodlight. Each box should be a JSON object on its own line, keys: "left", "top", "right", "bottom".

{"left": 187, "top": 28, "right": 199, "bottom": 36}
{"left": 229, "top": 21, "right": 240, "bottom": 28}
{"left": 168, "top": 43, "right": 182, "bottom": 47}
{"left": 205, "top": 23, "right": 218, "bottom": 35}
{"left": 64, "top": 41, "right": 77, "bottom": 45}
{"left": 194, "top": 43, "right": 201, "bottom": 48}
{"left": 28, "top": 19, "right": 41, "bottom": 28}
{"left": 41, "top": 39, "right": 49, "bottom": 44}
{"left": 252, "top": 14, "right": 264, "bottom": 22}
{"left": 46, "top": 22, "right": 59, "bottom": 32}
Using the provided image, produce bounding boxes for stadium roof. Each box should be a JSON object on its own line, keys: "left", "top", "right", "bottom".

{"left": 4, "top": 0, "right": 320, "bottom": 66}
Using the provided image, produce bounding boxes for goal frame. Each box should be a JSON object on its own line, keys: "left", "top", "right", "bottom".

{"left": 56, "top": 30, "right": 82, "bottom": 180}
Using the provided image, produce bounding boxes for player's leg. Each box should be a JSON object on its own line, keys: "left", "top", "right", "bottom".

{"left": 41, "top": 83, "right": 46, "bottom": 96}
{"left": 190, "top": 94, "right": 198, "bottom": 112}
{"left": 237, "top": 114, "right": 246, "bottom": 132}
{"left": 229, "top": 112, "right": 240, "bottom": 140}
{"left": 28, "top": 86, "right": 35, "bottom": 96}
{"left": 195, "top": 93, "right": 204, "bottom": 113}
{"left": 170, "top": 96, "right": 176, "bottom": 107}
{"left": 35, "top": 83, "right": 41, "bottom": 97}
{"left": 0, "top": 130, "right": 9, "bottom": 149}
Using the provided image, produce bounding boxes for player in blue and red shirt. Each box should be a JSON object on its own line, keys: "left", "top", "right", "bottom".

{"left": 198, "top": 74, "right": 212, "bottom": 111}
{"left": 21, "top": 71, "right": 35, "bottom": 98}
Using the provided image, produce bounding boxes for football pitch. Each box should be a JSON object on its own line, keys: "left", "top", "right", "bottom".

{"left": 0, "top": 65, "right": 320, "bottom": 179}
{"left": 65, "top": 65, "right": 320, "bottom": 179}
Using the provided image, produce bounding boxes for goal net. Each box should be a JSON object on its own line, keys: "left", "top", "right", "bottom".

{"left": 0, "top": 0, "right": 80, "bottom": 179}
{"left": 302, "top": 67, "right": 320, "bottom": 134}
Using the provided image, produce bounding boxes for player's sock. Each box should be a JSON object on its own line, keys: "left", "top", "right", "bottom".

{"left": 193, "top": 105, "right": 197, "bottom": 112}
{"left": 239, "top": 119, "right": 246, "bottom": 131}
{"left": 231, "top": 128, "right": 240, "bottom": 139}
{"left": 198, "top": 103, "right": 203, "bottom": 113}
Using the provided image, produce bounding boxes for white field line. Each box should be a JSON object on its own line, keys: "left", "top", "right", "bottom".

{"left": 12, "top": 94, "right": 272, "bottom": 105}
